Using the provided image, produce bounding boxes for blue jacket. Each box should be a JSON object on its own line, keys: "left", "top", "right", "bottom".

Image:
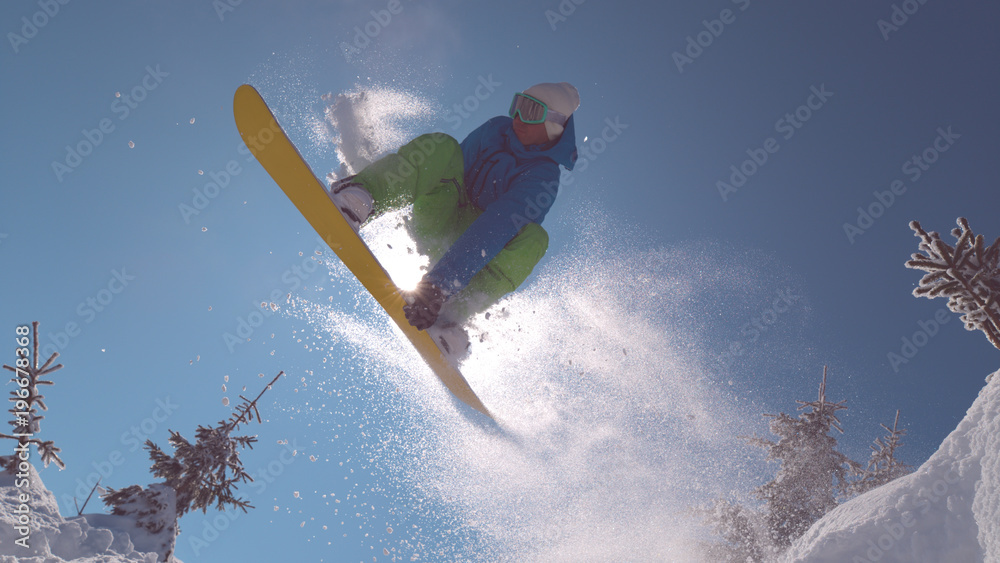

{"left": 425, "top": 116, "right": 578, "bottom": 293}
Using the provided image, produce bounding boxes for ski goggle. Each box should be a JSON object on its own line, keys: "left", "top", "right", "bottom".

{"left": 508, "top": 93, "right": 569, "bottom": 126}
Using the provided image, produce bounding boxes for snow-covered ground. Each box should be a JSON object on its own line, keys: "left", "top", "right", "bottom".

{"left": 784, "top": 369, "right": 999, "bottom": 563}
{"left": 0, "top": 461, "right": 178, "bottom": 563}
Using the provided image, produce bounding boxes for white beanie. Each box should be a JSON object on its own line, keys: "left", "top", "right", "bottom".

{"left": 523, "top": 82, "right": 580, "bottom": 141}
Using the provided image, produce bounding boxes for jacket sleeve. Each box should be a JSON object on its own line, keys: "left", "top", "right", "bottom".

{"left": 425, "top": 165, "right": 559, "bottom": 294}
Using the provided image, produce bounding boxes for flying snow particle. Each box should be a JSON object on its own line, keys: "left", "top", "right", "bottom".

{"left": 115, "top": 92, "right": 121, "bottom": 98}
{"left": 224, "top": 375, "right": 229, "bottom": 382}
{"left": 189, "top": 118, "right": 196, "bottom": 124}
{"left": 294, "top": 491, "right": 300, "bottom": 498}
{"left": 222, "top": 397, "right": 229, "bottom": 406}
{"left": 222, "top": 384, "right": 227, "bottom": 392}
{"left": 128, "top": 141, "right": 135, "bottom": 149}
{"left": 387, "top": 526, "right": 393, "bottom": 534}
{"left": 201, "top": 227, "right": 208, "bottom": 232}
{"left": 198, "top": 170, "right": 204, "bottom": 175}
{"left": 384, "top": 548, "right": 390, "bottom": 556}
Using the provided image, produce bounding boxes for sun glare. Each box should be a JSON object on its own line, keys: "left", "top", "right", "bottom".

{"left": 362, "top": 210, "right": 428, "bottom": 292}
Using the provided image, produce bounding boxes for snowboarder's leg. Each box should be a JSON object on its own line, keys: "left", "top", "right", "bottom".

{"left": 350, "top": 134, "right": 548, "bottom": 323}
{"left": 351, "top": 133, "right": 463, "bottom": 218}
{"left": 440, "top": 222, "right": 549, "bottom": 322}
{"left": 351, "top": 133, "right": 465, "bottom": 257}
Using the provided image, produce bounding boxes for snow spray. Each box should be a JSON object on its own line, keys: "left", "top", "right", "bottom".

{"left": 280, "top": 86, "right": 803, "bottom": 561}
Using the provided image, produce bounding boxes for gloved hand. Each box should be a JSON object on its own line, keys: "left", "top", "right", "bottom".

{"left": 402, "top": 278, "right": 447, "bottom": 330}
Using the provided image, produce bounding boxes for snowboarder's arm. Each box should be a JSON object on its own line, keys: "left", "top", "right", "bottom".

{"left": 425, "top": 168, "right": 559, "bottom": 294}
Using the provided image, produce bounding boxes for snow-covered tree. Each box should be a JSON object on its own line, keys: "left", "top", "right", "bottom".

{"left": 747, "top": 367, "right": 861, "bottom": 549}
{"left": 101, "top": 372, "right": 283, "bottom": 562}
{"left": 849, "top": 409, "right": 913, "bottom": 496}
{"left": 100, "top": 483, "right": 179, "bottom": 560}
{"left": 906, "top": 217, "right": 1000, "bottom": 350}
{"left": 1, "top": 321, "right": 65, "bottom": 470}
{"left": 103, "top": 371, "right": 283, "bottom": 519}
{"left": 696, "top": 496, "right": 774, "bottom": 563}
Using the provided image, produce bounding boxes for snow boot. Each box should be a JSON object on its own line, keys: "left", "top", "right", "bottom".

{"left": 328, "top": 176, "right": 374, "bottom": 231}
{"left": 427, "top": 320, "right": 471, "bottom": 363}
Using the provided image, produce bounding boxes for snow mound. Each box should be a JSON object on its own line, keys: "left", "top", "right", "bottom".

{"left": 0, "top": 460, "right": 179, "bottom": 563}
{"left": 783, "top": 370, "right": 1000, "bottom": 563}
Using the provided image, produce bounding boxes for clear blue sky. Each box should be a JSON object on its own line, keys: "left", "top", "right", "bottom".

{"left": 2, "top": 1, "right": 998, "bottom": 561}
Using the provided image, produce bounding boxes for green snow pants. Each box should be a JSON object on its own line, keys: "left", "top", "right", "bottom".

{"left": 352, "top": 133, "right": 548, "bottom": 323}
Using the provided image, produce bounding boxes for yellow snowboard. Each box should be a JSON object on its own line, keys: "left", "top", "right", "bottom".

{"left": 233, "top": 84, "right": 490, "bottom": 418}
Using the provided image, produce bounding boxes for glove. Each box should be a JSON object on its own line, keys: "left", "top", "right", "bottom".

{"left": 402, "top": 279, "right": 447, "bottom": 330}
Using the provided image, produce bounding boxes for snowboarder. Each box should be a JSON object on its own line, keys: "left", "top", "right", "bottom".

{"left": 328, "top": 82, "right": 580, "bottom": 356}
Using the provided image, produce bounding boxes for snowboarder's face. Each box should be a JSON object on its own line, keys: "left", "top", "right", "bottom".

{"left": 512, "top": 116, "right": 550, "bottom": 147}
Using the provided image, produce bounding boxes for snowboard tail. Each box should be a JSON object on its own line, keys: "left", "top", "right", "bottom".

{"left": 233, "top": 84, "right": 490, "bottom": 418}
